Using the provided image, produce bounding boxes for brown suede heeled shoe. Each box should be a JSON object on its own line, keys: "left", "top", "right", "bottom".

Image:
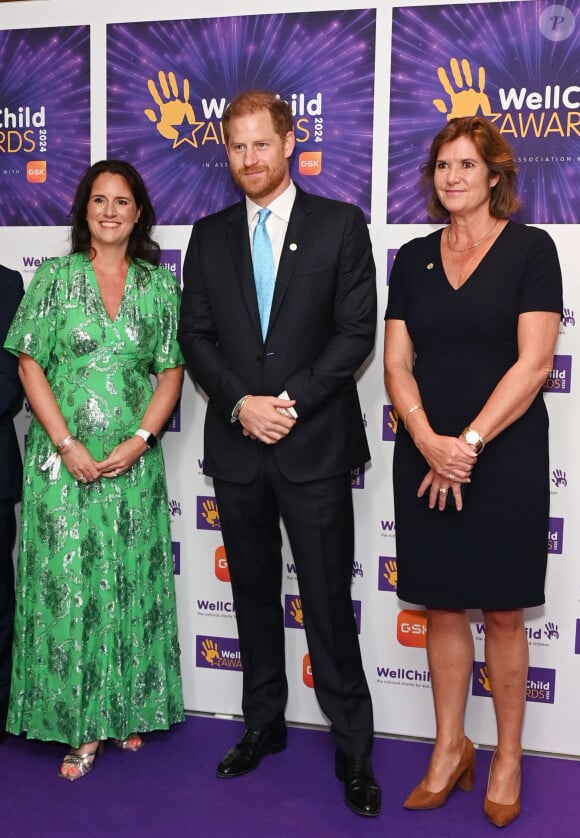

{"left": 404, "top": 736, "right": 476, "bottom": 810}
{"left": 483, "top": 751, "right": 521, "bottom": 828}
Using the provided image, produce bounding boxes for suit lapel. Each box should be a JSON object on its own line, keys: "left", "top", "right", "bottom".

{"left": 226, "top": 202, "right": 263, "bottom": 342}
{"left": 268, "top": 187, "right": 310, "bottom": 334}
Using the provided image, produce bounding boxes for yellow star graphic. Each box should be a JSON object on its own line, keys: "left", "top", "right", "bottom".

{"left": 172, "top": 115, "right": 205, "bottom": 149}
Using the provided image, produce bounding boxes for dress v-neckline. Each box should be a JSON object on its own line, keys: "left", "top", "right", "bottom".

{"left": 86, "top": 258, "right": 132, "bottom": 323}
{"left": 440, "top": 221, "right": 509, "bottom": 292}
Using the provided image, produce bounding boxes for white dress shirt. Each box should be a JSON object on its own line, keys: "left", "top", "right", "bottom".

{"left": 246, "top": 180, "right": 297, "bottom": 276}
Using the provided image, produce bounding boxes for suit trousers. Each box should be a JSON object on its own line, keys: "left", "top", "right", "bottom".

{"left": 0, "top": 498, "right": 16, "bottom": 713}
{"left": 213, "top": 449, "right": 374, "bottom": 757}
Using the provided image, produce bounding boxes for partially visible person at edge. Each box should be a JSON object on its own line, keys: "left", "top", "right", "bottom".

{"left": 178, "top": 90, "right": 381, "bottom": 817}
{"left": 0, "top": 264, "right": 24, "bottom": 742}
{"left": 384, "top": 116, "right": 562, "bottom": 828}
{"left": 4, "top": 160, "right": 185, "bottom": 780}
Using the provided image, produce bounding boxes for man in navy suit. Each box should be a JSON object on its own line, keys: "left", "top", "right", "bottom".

{"left": 0, "top": 265, "right": 24, "bottom": 741}
{"left": 178, "top": 91, "right": 380, "bottom": 816}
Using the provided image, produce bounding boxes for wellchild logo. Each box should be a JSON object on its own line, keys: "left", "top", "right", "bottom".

{"left": 551, "top": 468, "right": 567, "bottom": 488}
{"left": 544, "top": 355, "right": 572, "bottom": 393}
{"left": 474, "top": 621, "right": 558, "bottom": 648}
{"left": 380, "top": 519, "right": 396, "bottom": 537}
{"left": 143, "top": 70, "right": 323, "bottom": 153}
{"left": 196, "top": 635, "right": 242, "bottom": 670}
{"left": 214, "top": 546, "right": 230, "bottom": 582}
{"left": 562, "top": 307, "right": 575, "bottom": 327}
{"left": 526, "top": 666, "right": 556, "bottom": 704}
{"left": 548, "top": 517, "right": 564, "bottom": 554}
{"left": 172, "top": 541, "right": 180, "bottom": 575}
{"left": 168, "top": 499, "right": 182, "bottom": 518}
{"left": 378, "top": 557, "right": 398, "bottom": 592}
{"left": 352, "top": 561, "right": 364, "bottom": 580}
{"left": 397, "top": 609, "right": 427, "bottom": 648}
{"left": 165, "top": 401, "right": 181, "bottom": 432}
{"left": 196, "top": 598, "right": 235, "bottom": 616}
{"left": 376, "top": 665, "right": 431, "bottom": 686}
{"left": 351, "top": 464, "right": 365, "bottom": 489}
{"left": 285, "top": 596, "right": 305, "bottom": 628}
{"left": 197, "top": 496, "right": 221, "bottom": 530}
{"left": 382, "top": 405, "right": 398, "bottom": 441}
{"left": 472, "top": 662, "right": 556, "bottom": 704}
{"left": 159, "top": 248, "right": 182, "bottom": 286}
{"left": 575, "top": 620, "right": 580, "bottom": 654}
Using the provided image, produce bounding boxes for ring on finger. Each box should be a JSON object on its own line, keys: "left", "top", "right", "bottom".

{"left": 439, "top": 487, "right": 448, "bottom": 494}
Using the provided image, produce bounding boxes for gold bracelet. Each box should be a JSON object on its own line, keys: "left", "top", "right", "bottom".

{"left": 56, "top": 435, "right": 76, "bottom": 453}
{"left": 403, "top": 404, "right": 425, "bottom": 431}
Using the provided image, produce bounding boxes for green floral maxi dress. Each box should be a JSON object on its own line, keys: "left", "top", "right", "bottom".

{"left": 4, "top": 253, "right": 185, "bottom": 746}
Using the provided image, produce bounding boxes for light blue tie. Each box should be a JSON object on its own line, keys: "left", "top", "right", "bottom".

{"left": 252, "top": 208, "right": 275, "bottom": 339}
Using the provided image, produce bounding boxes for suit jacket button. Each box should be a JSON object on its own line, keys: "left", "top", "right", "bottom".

{"left": 256, "top": 354, "right": 263, "bottom": 363}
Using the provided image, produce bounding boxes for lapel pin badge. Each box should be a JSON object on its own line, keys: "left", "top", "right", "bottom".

{"left": 289, "top": 243, "right": 298, "bottom": 251}
{"left": 426, "top": 262, "right": 434, "bottom": 270}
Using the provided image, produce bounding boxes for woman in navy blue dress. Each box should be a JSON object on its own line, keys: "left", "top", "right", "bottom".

{"left": 384, "top": 117, "right": 562, "bottom": 827}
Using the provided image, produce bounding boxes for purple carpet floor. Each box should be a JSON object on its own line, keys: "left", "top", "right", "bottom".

{"left": 1, "top": 714, "right": 579, "bottom": 837}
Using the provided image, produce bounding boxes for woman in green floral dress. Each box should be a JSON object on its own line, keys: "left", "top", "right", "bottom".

{"left": 5, "top": 160, "right": 185, "bottom": 780}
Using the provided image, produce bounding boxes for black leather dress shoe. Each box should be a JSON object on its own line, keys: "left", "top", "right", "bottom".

{"left": 335, "top": 752, "right": 382, "bottom": 817}
{"left": 216, "top": 722, "right": 287, "bottom": 778}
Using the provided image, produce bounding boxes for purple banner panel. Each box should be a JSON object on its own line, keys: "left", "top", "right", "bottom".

{"left": 196, "top": 635, "right": 242, "bottom": 670}
{"left": 544, "top": 354, "right": 572, "bottom": 393}
{"left": 473, "top": 661, "right": 556, "bottom": 704}
{"left": 0, "top": 26, "right": 90, "bottom": 226}
{"left": 197, "top": 496, "right": 221, "bottom": 531}
{"left": 388, "top": 2, "right": 580, "bottom": 224}
{"left": 382, "top": 404, "right": 398, "bottom": 441}
{"left": 378, "top": 556, "right": 398, "bottom": 592}
{"left": 548, "top": 516, "right": 564, "bottom": 554}
{"left": 351, "top": 464, "right": 366, "bottom": 489}
{"left": 172, "top": 541, "right": 180, "bottom": 575}
{"left": 159, "top": 249, "right": 182, "bottom": 286}
{"left": 107, "top": 10, "right": 376, "bottom": 224}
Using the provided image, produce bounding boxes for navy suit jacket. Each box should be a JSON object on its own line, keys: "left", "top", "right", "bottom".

{"left": 0, "top": 265, "right": 24, "bottom": 500}
{"left": 178, "top": 185, "right": 376, "bottom": 484}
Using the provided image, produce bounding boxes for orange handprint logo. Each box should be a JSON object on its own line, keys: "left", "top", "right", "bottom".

{"left": 478, "top": 664, "right": 492, "bottom": 695}
{"left": 201, "top": 638, "right": 221, "bottom": 666}
{"left": 201, "top": 498, "right": 220, "bottom": 529}
{"left": 433, "top": 58, "right": 493, "bottom": 120}
{"left": 144, "top": 70, "right": 205, "bottom": 148}
{"left": 290, "top": 597, "right": 304, "bottom": 626}
{"left": 383, "top": 559, "right": 398, "bottom": 590}
{"left": 387, "top": 408, "right": 399, "bottom": 436}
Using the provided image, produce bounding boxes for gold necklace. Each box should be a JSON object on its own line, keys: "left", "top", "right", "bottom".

{"left": 446, "top": 219, "right": 498, "bottom": 253}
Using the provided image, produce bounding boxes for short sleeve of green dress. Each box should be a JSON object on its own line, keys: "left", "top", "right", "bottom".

{"left": 4, "top": 253, "right": 185, "bottom": 746}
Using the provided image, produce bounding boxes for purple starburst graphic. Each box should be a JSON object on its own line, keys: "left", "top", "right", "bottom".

{"left": 107, "top": 10, "right": 376, "bottom": 224}
{"left": 0, "top": 27, "right": 90, "bottom": 226}
{"left": 388, "top": 1, "right": 580, "bottom": 224}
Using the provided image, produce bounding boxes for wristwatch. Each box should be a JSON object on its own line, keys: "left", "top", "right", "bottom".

{"left": 461, "top": 426, "right": 485, "bottom": 454}
{"left": 134, "top": 428, "right": 157, "bottom": 449}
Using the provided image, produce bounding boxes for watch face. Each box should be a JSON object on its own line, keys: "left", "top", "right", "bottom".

{"left": 146, "top": 434, "right": 157, "bottom": 449}
{"left": 465, "top": 430, "right": 479, "bottom": 445}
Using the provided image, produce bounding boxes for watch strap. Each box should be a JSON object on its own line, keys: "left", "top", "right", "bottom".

{"left": 134, "top": 428, "right": 157, "bottom": 448}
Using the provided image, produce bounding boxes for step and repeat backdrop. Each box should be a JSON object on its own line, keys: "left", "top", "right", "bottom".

{"left": 0, "top": 0, "right": 578, "bottom": 755}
